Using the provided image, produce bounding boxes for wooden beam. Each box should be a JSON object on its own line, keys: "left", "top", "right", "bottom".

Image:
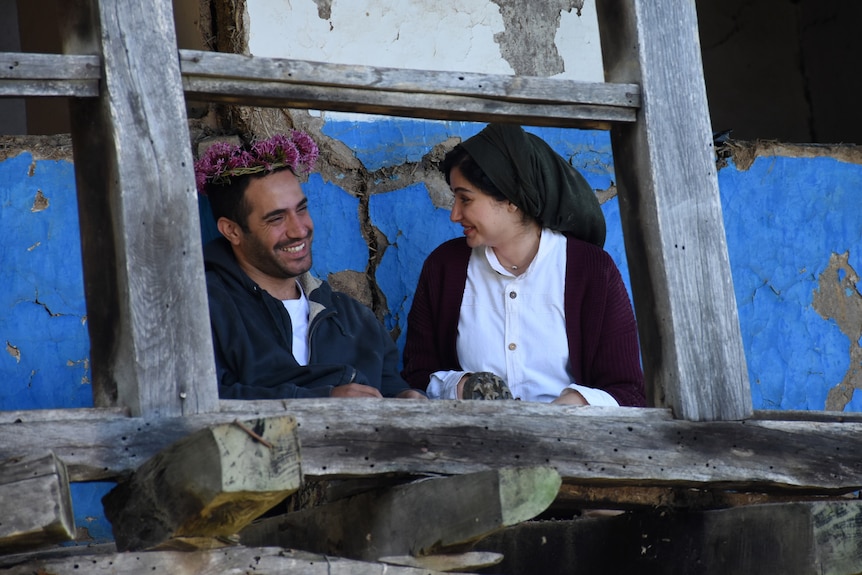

{"left": 0, "top": 453, "right": 75, "bottom": 553}
{"left": 239, "top": 467, "right": 561, "bottom": 560}
{"left": 0, "top": 546, "right": 460, "bottom": 575}
{"left": 379, "top": 552, "right": 503, "bottom": 572}
{"left": 596, "top": 0, "right": 752, "bottom": 420}
{"left": 0, "top": 53, "right": 99, "bottom": 97}
{"left": 476, "top": 501, "right": 862, "bottom": 575}
{"left": 179, "top": 49, "right": 639, "bottom": 128}
{"left": 627, "top": 501, "right": 862, "bottom": 575}
{"left": 1, "top": 402, "right": 861, "bottom": 496}
{"left": 57, "top": 0, "right": 218, "bottom": 417}
{"left": 554, "top": 483, "right": 856, "bottom": 512}
{"left": 102, "top": 416, "right": 301, "bottom": 551}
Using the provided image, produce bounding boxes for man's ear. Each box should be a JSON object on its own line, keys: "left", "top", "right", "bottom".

{"left": 217, "top": 217, "right": 243, "bottom": 246}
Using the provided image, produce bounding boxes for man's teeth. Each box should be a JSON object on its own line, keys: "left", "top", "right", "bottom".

{"left": 281, "top": 242, "right": 305, "bottom": 253}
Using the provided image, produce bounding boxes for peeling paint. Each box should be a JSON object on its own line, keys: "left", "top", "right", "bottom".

{"left": 813, "top": 252, "right": 862, "bottom": 411}
{"left": 312, "top": 0, "right": 332, "bottom": 20}
{"left": 491, "top": 0, "right": 585, "bottom": 76}
{"left": 5, "top": 342, "right": 21, "bottom": 363}
{"left": 31, "top": 189, "right": 49, "bottom": 212}
{"left": 1, "top": 145, "right": 90, "bottom": 410}
{"left": 719, "top": 140, "right": 862, "bottom": 172}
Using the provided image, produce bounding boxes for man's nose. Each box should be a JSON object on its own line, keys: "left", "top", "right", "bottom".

{"left": 284, "top": 214, "right": 308, "bottom": 238}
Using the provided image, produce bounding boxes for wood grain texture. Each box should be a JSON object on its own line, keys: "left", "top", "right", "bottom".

{"left": 180, "top": 49, "right": 639, "bottom": 128}
{"left": 0, "top": 53, "right": 99, "bottom": 96}
{"left": 596, "top": 0, "right": 753, "bottom": 421}
{"left": 633, "top": 501, "right": 862, "bottom": 575}
{"left": 1, "top": 402, "right": 860, "bottom": 497}
{"left": 0, "top": 453, "right": 75, "bottom": 553}
{"left": 379, "top": 552, "right": 503, "bottom": 572}
{"left": 0, "top": 546, "right": 458, "bottom": 575}
{"left": 239, "top": 467, "right": 560, "bottom": 560}
{"left": 102, "top": 417, "right": 301, "bottom": 551}
{"left": 0, "top": 53, "right": 99, "bottom": 78}
{"left": 58, "top": 0, "right": 218, "bottom": 418}
{"left": 474, "top": 502, "right": 862, "bottom": 575}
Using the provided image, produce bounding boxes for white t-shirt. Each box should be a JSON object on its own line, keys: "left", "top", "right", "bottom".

{"left": 281, "top": 281, "right": 310, "bottom": 366}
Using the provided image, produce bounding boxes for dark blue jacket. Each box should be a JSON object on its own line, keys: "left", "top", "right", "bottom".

{"left": 204, "top": 237, "right": 411, "bottom": 399}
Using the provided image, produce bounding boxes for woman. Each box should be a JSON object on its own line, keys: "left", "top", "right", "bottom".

{"left": 402, "top": 123, "right": 646, "bottom": 406}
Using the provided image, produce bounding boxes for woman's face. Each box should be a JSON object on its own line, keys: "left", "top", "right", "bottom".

{"left": 448, "top": 166, "right": 522, "bottom": 248}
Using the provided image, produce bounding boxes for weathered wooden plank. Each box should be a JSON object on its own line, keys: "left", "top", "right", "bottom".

{"left": 0, "top": 453, "right": 74, "bottom": 553}
{"left": 0, "top": 407, "right": 128, "bottom": 424}
{"left": 0, "top": 80, "right": 98, "bottom": 98}
{"left": 184, "top": 78, "right": 624, "bottom": 129}
{"left": 0, "top": 51, "right": 97, "bottom": 100}
{"left": 554, "top": 483, "right": 855, "bottom": 511}
{"left": 596, "top": 0, "right": 752, "bottom": 421}
{"left": 180, "top": 49, "right": 639, "bottom": 107}
{"left": 0, "top": 402, "right": 860, "bottom": 496}
{"left": 57, "top": 0, "right": 218, "bottom": 417}
{"left": 380, "top": 552, "right": 503, "bottom": 572}
{"left": 240, "top": 467, "right": 560, "bottom": 560}
{"left": 180, "top": 49, "right": 639, "bottom": 127}
{"left": 0, "top": 546, "right": 460, "bottom": 575}
{"left": 102, "top": 416, "right": 301, "bottom": 551}
{"left": 623, "top": 501, "right": 862, "bottom": 575}
{"left": 477, "top": 501, "right": 862, "bottom": 574}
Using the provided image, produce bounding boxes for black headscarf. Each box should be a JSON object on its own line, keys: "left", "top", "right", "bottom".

{"left": 460, "top": 123, "right": 606, "bottom": 247}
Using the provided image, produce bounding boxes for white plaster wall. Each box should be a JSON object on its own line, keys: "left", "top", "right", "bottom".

{"left": 247, "top": 0, "right": 603, "bottom": 81}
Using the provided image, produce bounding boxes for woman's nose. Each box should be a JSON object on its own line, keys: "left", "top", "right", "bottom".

{"left": 450, "top": 203, "right": 460, "bottom": 222}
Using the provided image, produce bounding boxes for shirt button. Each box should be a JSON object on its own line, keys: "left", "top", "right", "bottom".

{"left": 509, "top": 291, "right": 517, "bottom": 299}
{"left": 508, "top": 343, "right": 517, "bottom": 351}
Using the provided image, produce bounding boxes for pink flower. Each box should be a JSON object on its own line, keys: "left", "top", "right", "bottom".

{"left": 193, "top": 132, "right": 320, "bottom": 195}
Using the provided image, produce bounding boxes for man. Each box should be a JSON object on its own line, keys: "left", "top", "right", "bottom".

{"left": 195, "top": 131, "right": 425, "bottom": 399}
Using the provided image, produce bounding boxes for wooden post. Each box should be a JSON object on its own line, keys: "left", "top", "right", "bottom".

{"left": 0, "top": 453, "right": 75, "bottom": 552}
{"left": 102, "top": 417, "right": 302, "bottom": 551}
{"left": 240, "top": 466, "right": 562, "bottom": 561}
{"left": 57, "top": 0, "right": 218, "bottom": 418}
{"left": 595, "top": 0, "right": 753, "bottom": 421}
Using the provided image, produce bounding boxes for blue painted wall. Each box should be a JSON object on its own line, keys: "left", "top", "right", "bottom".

{"left": 0, "top": 152, "right": 91, "bottom": 410}
{"left": 720, "top": 154, "right": 862, "bottom": 411}
{"left": 7, "top": 123, "right": 862, "bottom": 413}
{"left": 3, "top": 120, "right": 861, "bottom": 542}
{"left": 0, "top": 151, "right": 110, "bottom": 543}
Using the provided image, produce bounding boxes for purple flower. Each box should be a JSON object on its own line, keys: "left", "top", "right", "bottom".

{"left": 193, "top": 132, "right": 320, "bottom": 195}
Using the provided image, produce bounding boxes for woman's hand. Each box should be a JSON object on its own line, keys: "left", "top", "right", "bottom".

{"left": 552, "top": 387, "right": 589, "bottom": 406}
{"left": 456, "top": 374, "right": 471, "bottom": 399}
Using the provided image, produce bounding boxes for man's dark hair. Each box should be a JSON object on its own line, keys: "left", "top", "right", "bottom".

{"left": 205, "top": 167, "right": 292, "bottom": 232}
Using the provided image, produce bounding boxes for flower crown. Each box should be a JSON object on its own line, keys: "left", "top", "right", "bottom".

{"left": 194, "top": 131, "right": 320, "bottom": 195}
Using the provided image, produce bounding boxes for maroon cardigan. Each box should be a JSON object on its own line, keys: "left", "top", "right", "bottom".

{"left": 401, "top": 235, "right": 646, "bottom": 407}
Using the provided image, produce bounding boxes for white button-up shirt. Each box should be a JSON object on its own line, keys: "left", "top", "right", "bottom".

{"left": 426, "top": 229, "right": 619, "bottom": 406}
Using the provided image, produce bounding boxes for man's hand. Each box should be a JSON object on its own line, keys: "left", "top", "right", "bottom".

{"left": 552, "top": 387, "right": 589, "bottom": 406}
{"left": 331, "top": 383, "right": 384, "bottom": 398}
{"left": 395, "top": 389, "right": 428, "bottom": 400}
